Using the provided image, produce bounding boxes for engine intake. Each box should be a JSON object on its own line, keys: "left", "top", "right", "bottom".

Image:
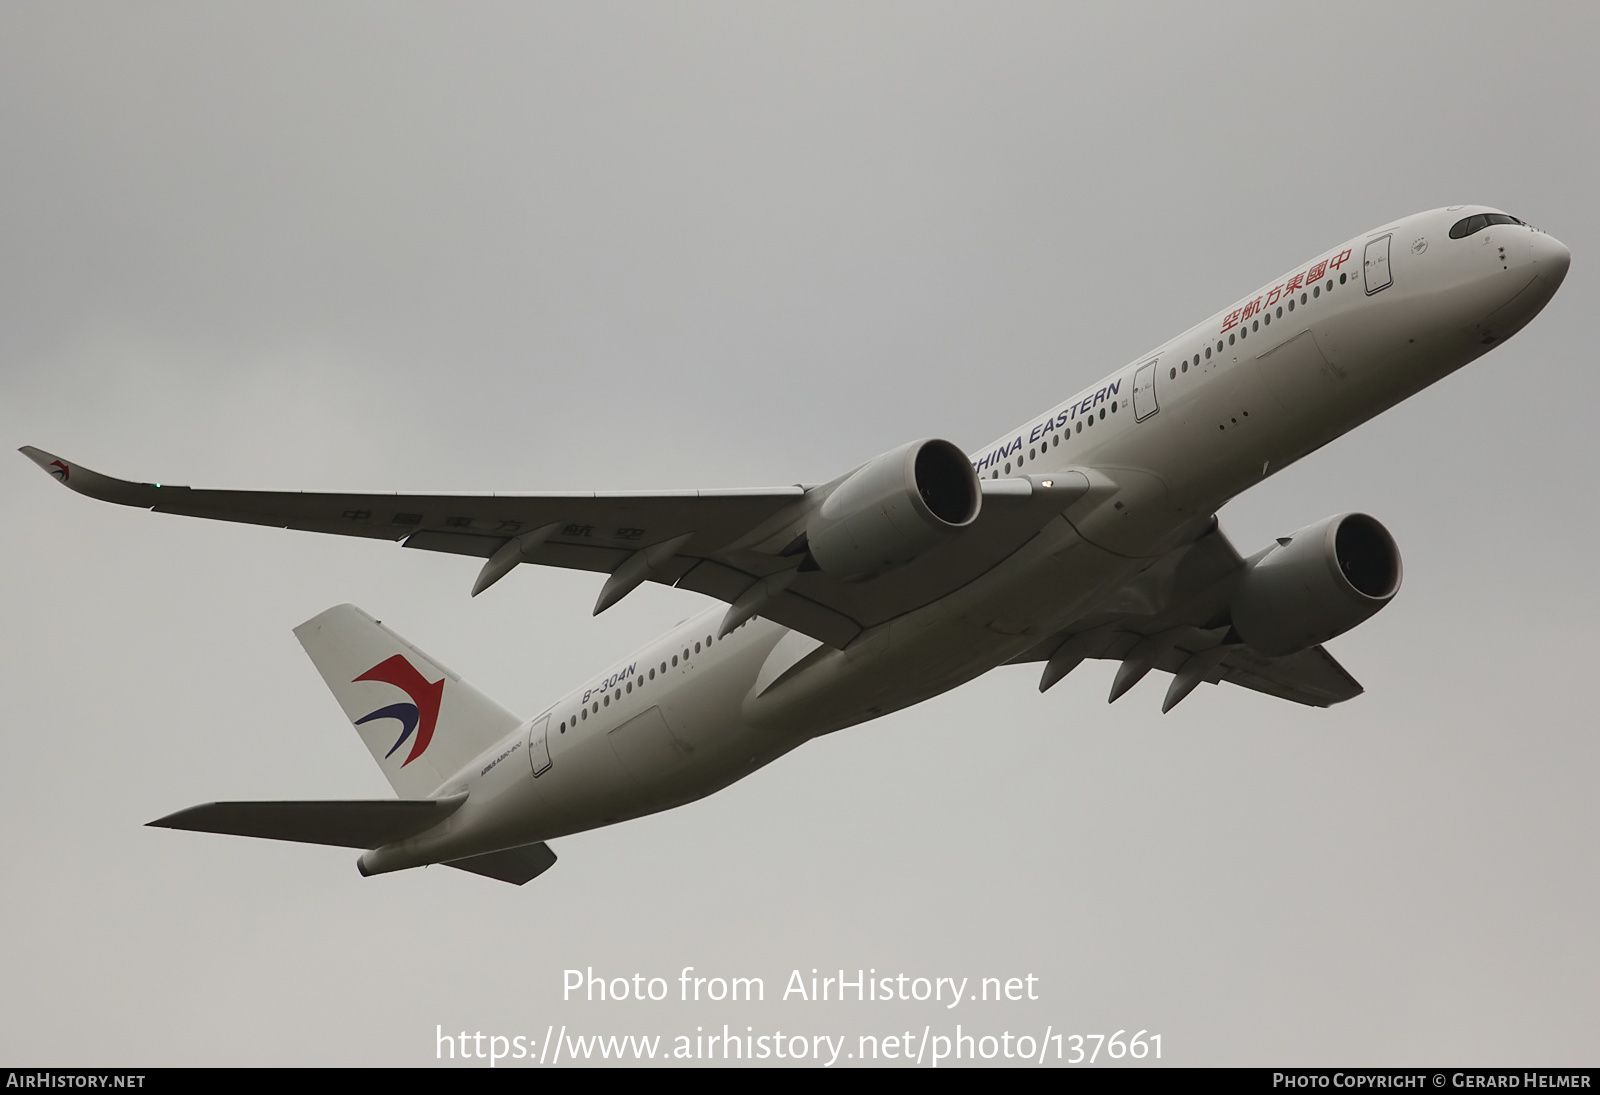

{"left": 806, "top": 439, "right": 981, "bottom": 582}
{"left": 1230, "top": 513, "right": 1402, "bottom": 657}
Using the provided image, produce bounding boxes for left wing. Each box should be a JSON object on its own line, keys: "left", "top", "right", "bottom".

{"left": 21, "top": 446, "right": 1083, "bottom": 650}
{"left": 1008, "top": 521, "right": 1364, "bottom": 710}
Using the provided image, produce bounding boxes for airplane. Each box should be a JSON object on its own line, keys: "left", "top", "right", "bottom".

{"left": 21, "top": 205, "right": 1570, "bottom": 885}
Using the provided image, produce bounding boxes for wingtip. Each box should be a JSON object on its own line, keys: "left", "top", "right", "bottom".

{"left": 17, "top": 446, "right": 162, "bottom": 506}
{"left": 19, "top": 445, "right": 65, "bottom": 474}
{"left": 20, "top": 446, "right": 81, "bottom": 494}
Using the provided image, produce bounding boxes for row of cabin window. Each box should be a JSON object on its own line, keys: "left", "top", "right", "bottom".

{"left": 559, "top": 621, "right": 747, "bottom": 734}
{"left": 984, "top": 272, "right": 1350, "bottom": 479}
{"left": 1168, "top": 272, "right": 1348, "bottom": 382}
{"left": 986, "top": 402, "right": 1118, "bottom": 478}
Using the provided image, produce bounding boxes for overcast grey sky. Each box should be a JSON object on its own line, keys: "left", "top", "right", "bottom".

{"left": 3, "top": 2, "right": 1596, "bottom": 1067}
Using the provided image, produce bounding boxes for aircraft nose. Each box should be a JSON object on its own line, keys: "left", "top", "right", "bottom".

{"left": 1530, "top": 231, "right": 1571, "bottom": 287}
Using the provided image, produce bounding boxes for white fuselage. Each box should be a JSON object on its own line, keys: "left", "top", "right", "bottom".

{"left": 360, "top": 206, "right": 1570, "bottom": 875}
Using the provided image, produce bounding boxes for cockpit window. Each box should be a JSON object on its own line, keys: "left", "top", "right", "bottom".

{"left": 1449, "top": 213, "right": 1524, "bottom": 239}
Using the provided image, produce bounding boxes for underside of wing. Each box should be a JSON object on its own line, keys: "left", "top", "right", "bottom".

{"left": 22, "top": 446, "right": 1093, "bottom": 650}
{"left": 1010, "top": 521, "right": 1365, "bottom": 709}
{"left": 1210, "top": 644, "right": 1362, "bottom": 707}
{"left": 20, "top": 445, "right": 802, "bottom": 561}
{"left": 20, "top": 444, "right": 835, "bottom": 619}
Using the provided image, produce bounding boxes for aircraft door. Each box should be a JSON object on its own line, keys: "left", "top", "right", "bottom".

{"left": 527, "top": 714, "right": 552, "bottom": 777}
{"left": 1132, "top": 359, "right": 1160, "bottom": 421}
{"left": 1364, "top": 234, "right": 1393, "bottom": 295}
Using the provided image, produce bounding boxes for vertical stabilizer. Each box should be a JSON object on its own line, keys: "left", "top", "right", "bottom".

{"left": 294, "top": 605, "right": 521, "bottom": 798}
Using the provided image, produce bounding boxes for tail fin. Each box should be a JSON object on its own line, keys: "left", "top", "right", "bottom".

{"left": 294, "top": 605, "right": 521, "bottom": 798}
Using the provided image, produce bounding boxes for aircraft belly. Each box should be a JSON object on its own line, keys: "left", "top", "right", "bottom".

{"left": 499, "top": 627, "right": 802, "bottom": 840}
{"left": 744, "top": 520, "right": 1147, "bottom": 735}
{"left": 531, "top": 724, "right": 764, "bottom": 837}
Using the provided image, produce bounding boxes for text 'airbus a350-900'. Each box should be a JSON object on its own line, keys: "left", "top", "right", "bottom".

{"left": 24, "top": 206, "right": 1569, "bottom": 885}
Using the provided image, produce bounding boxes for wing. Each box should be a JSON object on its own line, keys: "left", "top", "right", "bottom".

{"left": 22, "top": 446, "right": 1084, "bottom": 649}
{"left": 1008, "top": 520, "right": 1364, "bottom": 710}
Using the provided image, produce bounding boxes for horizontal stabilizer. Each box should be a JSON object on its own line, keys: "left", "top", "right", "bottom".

{"left": 445, "top": 842, "right": 558, "bottom": 885}
{"left": 148, "top": 793, "right": 467, "bottom": 849}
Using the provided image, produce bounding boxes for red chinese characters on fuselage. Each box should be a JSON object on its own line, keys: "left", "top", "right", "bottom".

{"left": 1218, "top": 248, "right": 1352, "bottom": 335}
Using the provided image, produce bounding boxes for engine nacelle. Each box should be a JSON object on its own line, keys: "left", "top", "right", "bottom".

{"left": 806, "top": 439, "right": 981, "bottom": 582}
{"left": 1230, "top": 513, "right": 1402, "bottom": 657}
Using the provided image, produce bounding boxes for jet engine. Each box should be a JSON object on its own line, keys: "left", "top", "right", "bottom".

{"left": 806, "top": 439, "right": 981, "bottom": 582}
{"left": 1230, "top": 513, "right": 1402, "bottom": 656}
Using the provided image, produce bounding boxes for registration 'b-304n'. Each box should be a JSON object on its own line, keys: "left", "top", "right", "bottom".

{"left": 24, "top": 206, "right": 1570, "bottom": 885}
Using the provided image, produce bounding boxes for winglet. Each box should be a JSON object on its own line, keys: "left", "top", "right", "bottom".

{"left": 18, "top": 446, "right": 168, "bottom": 507}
